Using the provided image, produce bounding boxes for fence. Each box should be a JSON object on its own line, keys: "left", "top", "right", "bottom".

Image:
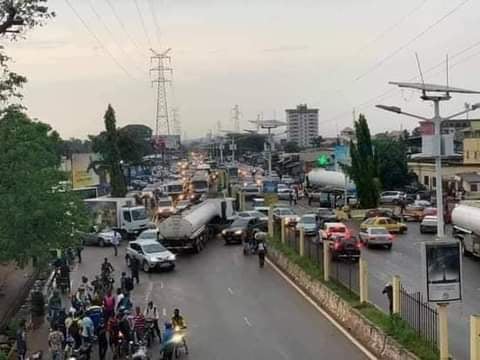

{"left": 330, "top": 259, "right": 360, "bottom": 295}
{"left": 400, "top": 287, "right": 438, "bottom": 350}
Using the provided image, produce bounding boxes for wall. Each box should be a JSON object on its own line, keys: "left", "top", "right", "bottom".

{"left": 268, "top": 247, "right": 419, "bottom": 360}
{"left": 408, "top": 161, "right": 480, "bottom": 190}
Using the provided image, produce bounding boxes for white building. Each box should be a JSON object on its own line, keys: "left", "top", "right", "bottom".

{"left": 285, "top": 104, "right": 319, "bottom": 147}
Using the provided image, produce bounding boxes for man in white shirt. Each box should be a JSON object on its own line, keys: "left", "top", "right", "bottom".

{"left": 112, "top": 230, "right": 121, "bottom": 256}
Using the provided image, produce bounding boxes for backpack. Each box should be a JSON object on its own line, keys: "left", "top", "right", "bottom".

{"left": 125, "top": 277, "right": 134, "bottom": 292}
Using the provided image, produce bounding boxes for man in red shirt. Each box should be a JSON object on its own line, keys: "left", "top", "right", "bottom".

{"left": 133, "top": 306, "right": 146, "bottom": 342}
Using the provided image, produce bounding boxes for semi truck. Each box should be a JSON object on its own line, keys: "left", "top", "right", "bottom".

{"left": 452, "top": 204, "right": 480, "bottom": 257}
{"left": 158, "top": 198, "right": 235, "bottom": 253}
{"left": 84, "top": 197, "right": 150, "bottom": 243}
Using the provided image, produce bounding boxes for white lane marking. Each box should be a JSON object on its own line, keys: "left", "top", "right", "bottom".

{"left": 162, "top": 308, "right": 167, "bottom": 317}
{"left": 266, "top": 258, "right": 378, "bottom": 360}
{"left": 244, "top": 317, "right": 252, "bottom": 327}
{"left": 227, "top": 287, "right": 234, "bottom": 295}
{"left": 145, "top": 282, "right": 153, "bottom": 303}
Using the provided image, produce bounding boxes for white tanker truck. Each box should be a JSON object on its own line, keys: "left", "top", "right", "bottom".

{"left": 158, "top": 197, "right": 235, "bottom": 253}
{"left": 306, "top": 168, "right": 355, "bottom": 190}
{"left": 452, "top": 204, "right": 480, "bottom": 258}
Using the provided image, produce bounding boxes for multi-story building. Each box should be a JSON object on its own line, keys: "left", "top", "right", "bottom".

{"left": 285, "top": 104, "right": 319, "bottom": 147}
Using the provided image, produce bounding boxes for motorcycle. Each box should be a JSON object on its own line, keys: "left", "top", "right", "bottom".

{"left": 71, "top": 343, "right": 92, "bottom": 360}
{"left": 144, "top": 319, "right": 155, "bottom": 347}
{"left": 130, "top": 339, "right": 149, "bottom": 360}
{"left": 173, "top": 326, "right": 189, "bottom": 359}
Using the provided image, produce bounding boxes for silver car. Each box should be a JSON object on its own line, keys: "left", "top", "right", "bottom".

{"left": 358, "top": 227, "right": 393, "bottom": 249}
{"left": 126, "top": 239, "right": 176, "bottom": 272}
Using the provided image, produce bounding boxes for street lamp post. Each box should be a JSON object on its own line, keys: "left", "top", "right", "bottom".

{"left": 376, "top": 98, "right": 480, "bottom": 238}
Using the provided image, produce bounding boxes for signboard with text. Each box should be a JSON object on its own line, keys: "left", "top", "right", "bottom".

{"left": 422, "top": 240, "right": 462, "bottom": 303}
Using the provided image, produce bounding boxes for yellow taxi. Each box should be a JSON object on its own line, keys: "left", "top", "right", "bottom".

{"left": 360, "top": 217, "right": 408, "bottom": 234}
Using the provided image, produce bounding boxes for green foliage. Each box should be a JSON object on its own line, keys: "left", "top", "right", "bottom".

{"left": 374, "top": 137, "right": 411, "bottom": 190}
{"left": 59, "top": 138, "right": 93, "bottom": 156}
{"left": 0, "top": 107, "right": 89, "bottom": 266}
{"left": 117, "top": 124, "right": 153, "bottom": 165}
{"left": 284, "top": 141, "right": 301, "bottom": 153}
{"left": 344, "top": 114, "right": 379, "bottom": 208}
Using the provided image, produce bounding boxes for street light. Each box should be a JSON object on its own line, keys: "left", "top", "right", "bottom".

{"left": 376, "top": 84, "right": 480, "bottom": 239}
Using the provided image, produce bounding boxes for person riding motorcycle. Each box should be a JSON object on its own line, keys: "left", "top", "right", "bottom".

{"left": 47, "top": 290, "right": 62, "bottom": 327}
{"left": 171, "top": 309, "right": 189, "bottom": 355}
{"left": 101, "top": 258, "right": 114, "bottom": 277}
{"left": 257, "top": 240, "right": 267, "bottom": 268}
{"left": 160, "top": 322, "right": 174, "bottom": 360}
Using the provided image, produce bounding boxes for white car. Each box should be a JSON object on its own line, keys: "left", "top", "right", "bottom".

{"left": 379, "top": 191, "right": 406, "bottom": 204}
{"left": 126, "top": 239, "right": 176, "bottom": 272}
{"left": 236, "top": 210, "right": 268, "bottom": 222}
{"left": 358, "top": 227, "right": 393, "bottom": 249}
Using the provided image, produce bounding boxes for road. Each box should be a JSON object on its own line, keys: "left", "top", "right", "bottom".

{"left": 73, "top": 238, "right": 368, "bottom": 360}
{"left": 282, "top": 198, "right": 475, "bottom": 360}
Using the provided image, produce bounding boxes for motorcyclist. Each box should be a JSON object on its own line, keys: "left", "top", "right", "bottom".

{"left": 171, "top": 309, "right": 188, "bottom": 354}
{"left": 257, "top": 240, "right": 267, "bottom": 268}
{"left": 101, "top": 258, "right": 114, "bottom": 277}
{"left": 160, "top": 322, "right": 174, "bottom": 360}
{"left": 144, "top": 301, "right": 161, "bottom": 341}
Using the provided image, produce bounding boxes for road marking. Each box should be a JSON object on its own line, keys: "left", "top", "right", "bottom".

{"left": 162, "top": 308, "right": 167, "bottom": 317}
{"left": 145, "top": 282, "right": 153, "bottom": 303}
{"left": 266, "top": 257, "right": 378, "bottom": 360}
{"left": 160, "top": 281, "right": 164, "bottom": 289}
{"left": 227, "top": 287, "right": 234, "bottom": 295}
{"left": 244, "top": 316, "right": 252, "bottom": 327}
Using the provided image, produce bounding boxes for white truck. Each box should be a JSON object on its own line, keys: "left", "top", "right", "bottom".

{"left": 84, "top": 197, "right": 150, "bottom": 243}
{"left": 162, "top": 181, "right": 184, "bottom": 198}
{"left": 190, "top": 172, "right": 209, "bottom": 194}
{"left": 158, "top": 198, "right": 235, "bottom": 253}
{"left": 452, "top": 204, "right": 480, "bottom": 257}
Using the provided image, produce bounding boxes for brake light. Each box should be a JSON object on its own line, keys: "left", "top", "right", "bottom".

{"left": 388, "top": 234, "right": 394, "bottom": 241}
{"left": 356, "top": 242, "right": 362, "bottom": 249}
{"left": 334, "top": 241, "right": 341, "bottom": 250}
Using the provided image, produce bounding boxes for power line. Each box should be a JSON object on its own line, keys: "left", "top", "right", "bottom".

{"left": 147, "top": 0, "right": 163, "bottom": 46}
{"left": 133, "top": 0, "right": 153, "bottom": 48}
{"left": 355, "top": 0, "right": 471, "bottom": 81}
{"left": 104, "top": 0, "right": 145, "bottom": 55}
{"left": 87, "top": 0, "right": 146, "bottom": 76}
{"left": 64, "top": 0, "right": 138, "bottom": 80}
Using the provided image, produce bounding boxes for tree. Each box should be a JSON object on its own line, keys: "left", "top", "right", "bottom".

{"left": 92, "top": 105, "right": 126, "bottom": 197}
{"left": 59, "top": 138, "right": 93, "bottom": 157}
{"left": 344, "top": 114, "right": 380, "bottom": 208}
{"left": 374, "top": 137, "right": 411, "bottom": 190}
{"left": 117, "top": 124, "right": 153, "bottom": 165}
{"left": 0, "top": 1, "right": 54, "bottom": 103}
{"left": 0, "top": 107, "right": 89, "bottom": 266}
{"left": 284, "top": 141, "right": 301, "bottom": 153}
{"left": 310, "top": 136, "right": 324, "bottom": 148}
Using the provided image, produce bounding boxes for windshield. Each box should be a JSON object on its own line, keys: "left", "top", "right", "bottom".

{"left": 370, "top": 228, "right": 388, "bottom": 235}
{"left": 132, "top": 208, "right": 147, "bottom": 221}
{"left": 158, "top": 201, "right": 171, "bottom": 207}
{"left": 142, "top": 243, "right": 167, "bottom": 253}
{"left": 167, "top": 185, "right": 183, "bottom": 193}
{"left": 302, "top": 216, "right": 316, "bottom": 224}
{"left": 278, "top": 209, "right": 295, "bottom": 215}
{"left": 231, "top": 218, "right": 249, "bottom": 227}
{"left": 138, "top": 231, "right": 157, "bottom": 240}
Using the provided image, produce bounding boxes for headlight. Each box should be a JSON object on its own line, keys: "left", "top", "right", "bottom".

{"left": 168, "top": 254, "right": 176, "bottom": 261}
{"left": 235, "top": 230, "right": 243, "bottom": 235}
{"left": 222, "top": 230, "right": 227, "bottom": 235}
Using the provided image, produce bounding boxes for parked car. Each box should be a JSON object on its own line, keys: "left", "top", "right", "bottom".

{"left": 363, "top": 208, "right": 399, "bottom": 221}
{"left": 317, "top": 208, "right": 338, "bottom": 223}
{"left": 126, "top": 239, "right": 176, "bottom": 272}
{"left": 222, "top": 217, "right": 266, "bottom": 244}
{"left": 360, "top": 217, "right": 407, "bottom": 234}
{"left": 420, "top": 216, "right": 438, "bottom": 234}
{"left": 320, "top": 222, "right": 350, "bottom": 241}
{"left": 379, "top": 191, "right": 406, "bottom": 204}
{"left": 296, "top": 214, "right": 319, "bottom": 236}
{"left": 358, "top": 227, "right": 394, "bottom": 249}
{"left": 329, "top": 234, "right": 361, "bottom": 261}
{"left": 272, "top": 207, "right": 299, "bottom": 226}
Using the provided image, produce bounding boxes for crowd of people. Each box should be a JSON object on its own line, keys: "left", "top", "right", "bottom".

{"left": 45, "top": 256, "right": 188, "bottom": 360}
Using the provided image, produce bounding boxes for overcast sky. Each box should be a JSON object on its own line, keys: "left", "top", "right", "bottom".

{"left": 5, "top": 0, "right": 480, "bottom": 139}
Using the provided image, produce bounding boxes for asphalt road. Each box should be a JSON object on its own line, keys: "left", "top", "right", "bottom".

{"left": 73, "top": 238, "right": 368, "bottom": 360}
{"left": 281, "top": 198, "right": 475, "bottom": 360}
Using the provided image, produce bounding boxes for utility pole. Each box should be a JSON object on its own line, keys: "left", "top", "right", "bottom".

{"left": 232, "top": 105, "right": 241, "bottom": 133}
{"left": 218, "top": 140, "right": 224, "bottom": 164}
{"left": 172, "top": 107, "right": 181, "bottom": 136}
{"left": 150, "top": 48, "right": 172, "bottom": 136}
{"left": 229, "top": 137, "right": 237, "bottom": 163}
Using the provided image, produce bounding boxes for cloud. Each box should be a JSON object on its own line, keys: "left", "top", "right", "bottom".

{"left": 263, "top": 45, "right": 309, "bottom": 53}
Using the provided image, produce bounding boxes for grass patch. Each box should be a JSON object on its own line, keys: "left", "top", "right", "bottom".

{"left": 268, "top": 236, "right": 439, "bottom": 360}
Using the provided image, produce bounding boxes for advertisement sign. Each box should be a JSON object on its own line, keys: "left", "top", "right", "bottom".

{"left": 422, "top": 240, "right": 462, "bottom": 303}
{"left": 71, "top": 153, "right": 100, "bottom": 189}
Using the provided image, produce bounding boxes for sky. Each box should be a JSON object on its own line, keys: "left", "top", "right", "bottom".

{"left": 5, "top": 0, "right": 480, "bottom": 140}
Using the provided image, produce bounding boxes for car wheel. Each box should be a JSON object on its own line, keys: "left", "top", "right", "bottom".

{"left": 143, "top": 261, "right": 150, "bottom": 273}
{"left": 98, "top": 238, "right": 105, "bottom": 247}
{"left": 169, "top": 264, "right": 176, "bottom": 271}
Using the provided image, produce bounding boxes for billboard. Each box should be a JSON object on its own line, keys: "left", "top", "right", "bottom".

{"left": 422, "top": 240, "right": 462, "bottom": 303}
{"left": 152, "top": 135, "right": 181, "bottom": 151}
{"left": 71, "top": 153, "right": 100, "bottom": 189}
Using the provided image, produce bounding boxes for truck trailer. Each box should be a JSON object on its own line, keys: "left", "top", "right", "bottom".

{"left": 452, "top": 204, "right": 480, "bottom": 257}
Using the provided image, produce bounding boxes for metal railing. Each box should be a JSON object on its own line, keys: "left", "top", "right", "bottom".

{"left": 304, "top": 235, "right": 323, "bottom": 268}
{"left": 330, "top": 258, "right": 360, "bottom": 295}
{"left": 400, "top": 287, "right": 438, "bottom": 349}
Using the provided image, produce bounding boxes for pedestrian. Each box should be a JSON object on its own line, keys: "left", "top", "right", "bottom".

{"left": 288, "top": 191, "right": 293, "bottom": 206}
{"left": 308, "top": 194, "right": 312, "bottom": 206}
{"left": 115, "top": 288, "right": 124, "bottom": 312}
{"left": 81, "top": 313, "right": 94, "bottom": 345}
{"left": 97, "top": 322, "right": 108, "bottom": 360}
{"left": 293, "top": 190, "right": 298, "bottom": 205}
{"left": 382, "top": 283, "right": 393, "bottom": 315}
{"left": 15, "top": 319, "right": 27, "bottom": 360}
{"left": 112, "top": 230, "right": 121, "bottom": 257}
{"left": 120, "top": 272, "right": 127, "bottom": 294}
{"left": 130, "top": 257, "right": 140, "bottom": 285}
{"left": 102, "top": 289, "right": 116, "bottom": 324}
{"left": 107, "top": 314, "right": 120, "bottom": 356}
{"left": 76, "top": 240, "right": 83, "bottom": 264}
{"left": 48, "top": 323, "right": 65, "bottom": 360}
